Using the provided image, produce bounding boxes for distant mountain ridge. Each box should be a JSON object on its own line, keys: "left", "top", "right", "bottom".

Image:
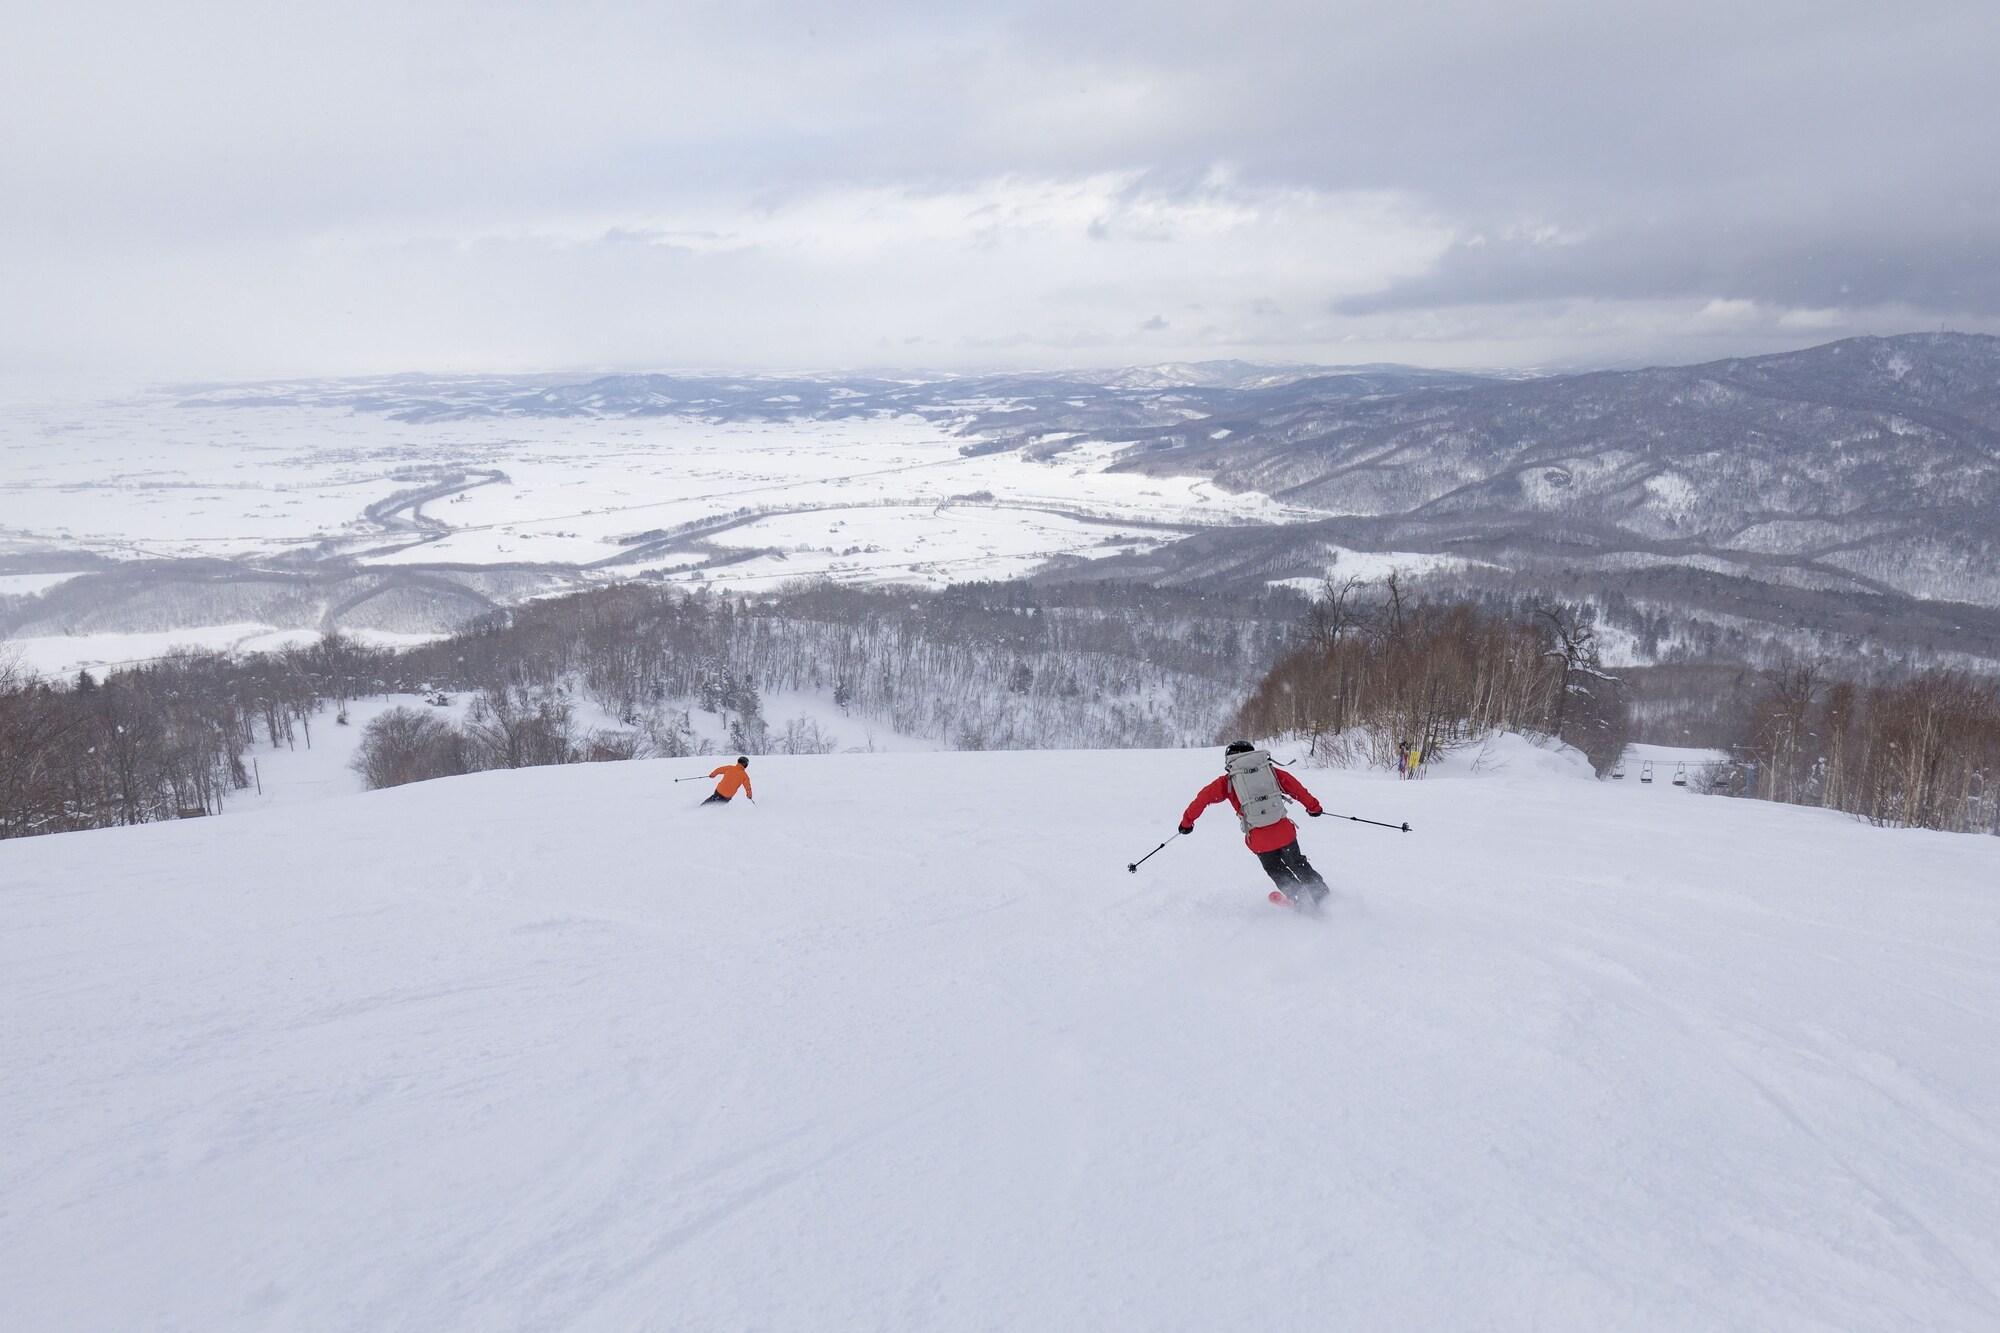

{"left": 1106, "top": 333, "right": 2000, "bottom": 605}
{"left": 170, "top": 360, "right": 1486, "bottom": 428}
{"left": 1074, "top": 359, "right": 1482, "bottom": 391}
{"left": 151, "top": 335, "right": 2000, "bottom": 655}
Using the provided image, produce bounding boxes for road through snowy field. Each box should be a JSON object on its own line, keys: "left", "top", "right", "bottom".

{"left": 5, "top": 748, "right": 2000, "bottom": 1330}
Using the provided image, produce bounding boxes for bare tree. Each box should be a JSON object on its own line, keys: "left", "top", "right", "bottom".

{"left": 352, "top": 707, "right": 471, "bottom": 789}
{"left": 1304, "top": 574, "right": 1372, "bottom": 651}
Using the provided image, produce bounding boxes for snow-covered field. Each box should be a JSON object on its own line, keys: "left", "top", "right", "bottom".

{"left": 5, "top": 745, "right": 1998, "bottom": 1329}
{"left": 0, "top": 572, "right": 86, "bottom": 597}
{"left": 0, "top": 626, "right": 441, "bottom": 680}
{"left": 636, "top": 502, "right": 1161, "bottom": 590}
{"left": 0, "top": 391, "right": 1310, "bottom": 582}
{"left": 1268, "top": 542, "right": 1496, "bottom": 594}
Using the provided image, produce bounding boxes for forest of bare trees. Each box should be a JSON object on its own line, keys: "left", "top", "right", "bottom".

{"left": 1717, "top": 664, "right": 2000, "bottom": 834}
{"left": 382, "top": 579, "right": 1294, "bottom": 752}
{"left": 0, "top": 635, "right": 382, "bottom": 839}
{"left": 12, "top": 573, "right": 2000, "bottom": 840}
{"left": 3, "top": 581, "right": 1301, "bottom": 833}
{"left": 349, "top": 687, "right": 649, "bottom": 791}
{"left": 1232, "top": 577, "right": 1630, "bottom": 773}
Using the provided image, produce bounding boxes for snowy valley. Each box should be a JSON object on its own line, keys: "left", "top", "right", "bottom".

{"left": 10, "top": 335, "right": 2000, "bottom": 686}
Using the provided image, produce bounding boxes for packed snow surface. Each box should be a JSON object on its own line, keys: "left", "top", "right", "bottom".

{"left": 5, "top": 748, "right": 1999, "bottom": 1330}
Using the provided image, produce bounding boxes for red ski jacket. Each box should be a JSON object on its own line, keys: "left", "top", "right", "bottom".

{"left": 1182, "top": 768, "right": 1323, "bottom": 853}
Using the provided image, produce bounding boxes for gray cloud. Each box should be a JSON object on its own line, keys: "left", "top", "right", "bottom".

{"left": 1338, "top": 223, "right": 2000, "bottom": 317}
{"left": 2, "top": 0, "right": 1996, "bottom": 376}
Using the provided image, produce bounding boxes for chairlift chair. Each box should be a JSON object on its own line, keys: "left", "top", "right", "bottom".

{"left": 1672, "top": 762, "right": 1688, "bottom": 787}
{"left": 1640, "top": 760, "right": 1654, "bottom": 784}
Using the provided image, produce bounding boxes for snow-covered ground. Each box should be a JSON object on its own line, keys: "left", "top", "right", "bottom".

{"left": 228, "top": 690, "right": 941, "bottom": 813}
{"left": 5, "top": 746, "right": 1998, "bottom": 1329}
{"left": 0, "top": 571, "right": 87, "bottom": 597}
{"left": 0, "top": 390, "right": 1335, "bottom": 659}
{"left": 647, "top": 503, "right": 1160, "bottom": 590}
{"left": 219, "top": 687, "right": 936, "bottom": 812}
{"left": 222, "top": 694, "right": 490, "bottom": 812}
{"left": 0, "top": 392, "right": 1313, "bottom": 577}
{"left": 1267, "top": 542, "right": 1502, "bottom": 597}
{"left": 0, "top": 626, "right": 442, "bottom": 679}
{"left": 1612, "top": 743, "right": 1731, "bottom": 787}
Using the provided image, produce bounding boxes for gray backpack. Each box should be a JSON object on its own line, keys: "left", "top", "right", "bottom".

{"left": 1225, "top": 747, "right": 1288, "bottom": 834}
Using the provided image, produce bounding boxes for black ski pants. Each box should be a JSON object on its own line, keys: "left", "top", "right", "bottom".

{"left": 1256, "top": 840, "right": 1325, "bottom": 892}
{"left": 701, "top": 792, "right": 732, "bottom": 805}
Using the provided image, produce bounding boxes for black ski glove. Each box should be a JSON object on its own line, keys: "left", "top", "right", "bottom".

{"left": 1308, "top": 810, "right": 1322, "bottom": 817}
{"left": 1177, "top": 824, "right": 1193, "bottom": 835}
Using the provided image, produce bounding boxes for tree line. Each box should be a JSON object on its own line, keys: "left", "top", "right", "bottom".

{"left": 1232, "top": 576, "right": 1630, "bottom": 773}
{"left": 3, "top": 580, "right": 1301, "bottom": 834}
{"left": 1714, "top": 664, "right": 2000, "bottom": 834}
{"left": 1401, "top": 561, "right": 2000, "bottom": 744}
{"left": 12, "top": 574, "right": 1994, "bottom": 840}
{"left": 0, "top": 635, "right": 380, "bottom": 839}
{"left": 349, "top": 580, "right": 1298, "bottom": 788}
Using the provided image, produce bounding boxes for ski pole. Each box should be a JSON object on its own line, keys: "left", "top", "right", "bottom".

{"left": 1127, "top": 837, "right": 1173, "bottom": 874}
{"left": 1322, "top": 813, "right": 1412, "bottom": 832}
{"left": 673, "top": 775, "right": 712, "bottom": 783}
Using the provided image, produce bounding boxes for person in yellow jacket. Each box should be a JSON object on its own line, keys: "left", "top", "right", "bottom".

{"left": 703, "top": 757, "right": 753, "bottom": 805}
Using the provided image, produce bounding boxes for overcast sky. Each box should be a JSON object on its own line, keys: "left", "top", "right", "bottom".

{"left": 5, "top": 0, "right": 1997, "bottom": 378}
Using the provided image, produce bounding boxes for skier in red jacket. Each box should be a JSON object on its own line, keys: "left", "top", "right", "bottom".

{"left": 1180, "top": 741, "right": 1329, "bottom": 906}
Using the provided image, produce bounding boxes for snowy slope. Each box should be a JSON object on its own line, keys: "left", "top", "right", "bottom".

{"left": 224, "top": 691, "right": 940, "bottom": 815}
{"left": 5, "top": 749, "right": 1999, "bottom": 1330}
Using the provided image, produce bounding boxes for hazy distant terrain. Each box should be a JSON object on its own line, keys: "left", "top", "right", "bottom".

{"left": 5, "top": 336, "right": 2000, "bottom": 679}
{"left": 1110, "top": 334, "right": 2000, "bottom": 602}
{"left": 0, "top": 364, "right": 1405, "bottom": 674}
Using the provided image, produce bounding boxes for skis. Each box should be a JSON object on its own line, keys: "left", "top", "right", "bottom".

{"left": 1268, "top": 885, "right": 1328, "bottom": 914}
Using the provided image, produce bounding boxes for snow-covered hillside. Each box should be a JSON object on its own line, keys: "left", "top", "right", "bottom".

{"left": 5, "top": 748, "right": 1999, "bottom": 1329}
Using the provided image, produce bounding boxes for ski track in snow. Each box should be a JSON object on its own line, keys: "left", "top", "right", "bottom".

{"left": 3, "top": 749, "right": 1999, "bottom": 1330}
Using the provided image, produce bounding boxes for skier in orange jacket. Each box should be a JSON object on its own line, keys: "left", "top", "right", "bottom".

{"left": 703, "top": 757, "right": 753, "bottom": 805}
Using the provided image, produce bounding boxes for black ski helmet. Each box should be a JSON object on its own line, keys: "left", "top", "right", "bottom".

{"left": 737, "top": 755, "right": 750, "bottom": 767}
{"left": 1224, "top": 740, "right": 1255, "bottom": 757}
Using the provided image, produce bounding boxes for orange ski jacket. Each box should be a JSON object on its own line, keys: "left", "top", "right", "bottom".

{"left": 709, "top": 764, "right": 752, "bottom": 800}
